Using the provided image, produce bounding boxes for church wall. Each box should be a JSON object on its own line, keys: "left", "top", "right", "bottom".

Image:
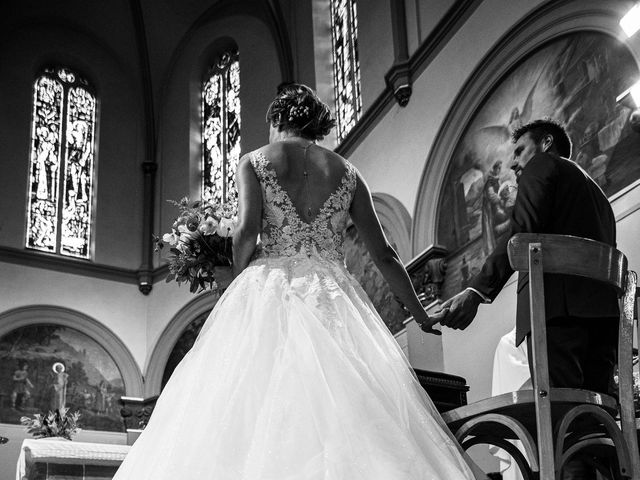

{"left": 347, "top": 0, "right": 547, "bottom": 219}
{"left": 142, "top": 280, "right": 209, "bottom": 376}
{"left": 0, "top": 23, "right": 145, "bottom": 270}
{"left": 282, "top": 0, "right": 319, "bottom": 88}
{"left": 406, "top": 0, "right": 457, "bottom": 54}
{"left": 156, "top": 14, "right": 282, "bottom": 257}
{"left": 0, "top": 263, "right": 148, "bottom": 370}
{"left": 356, "top": 0, "right": 395, "bottom": 111}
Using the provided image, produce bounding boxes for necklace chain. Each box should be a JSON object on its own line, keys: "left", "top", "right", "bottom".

{"left": 302, "top": 143, "right": 313, "bottom": 217}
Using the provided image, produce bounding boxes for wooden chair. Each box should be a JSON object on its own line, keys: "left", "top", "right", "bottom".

{"left": 442, "top": 233, "right": 640, "bottom": 479}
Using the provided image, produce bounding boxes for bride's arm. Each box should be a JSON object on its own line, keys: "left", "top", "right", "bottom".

{"left": 232, "top": 155, "right": 262, "bottom": 277}
{"left": 349, "top": 171, "right": 439, "bottom": 334}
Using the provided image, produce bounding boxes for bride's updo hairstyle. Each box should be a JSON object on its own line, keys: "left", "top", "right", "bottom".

{"left": 266, "top": 83, "right": 336, "bottom": 141}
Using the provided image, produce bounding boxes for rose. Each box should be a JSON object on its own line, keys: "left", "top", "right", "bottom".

{"left": 216, "top": 217, "right": 236, "bottom": 238}
{"left": 174, "top": 213, "right": 200, "bottom": 232}
{"left": 162, "top": 231, "right": 179, "bottom": 246}
{"left": 199, "top": 217, "right": 219, "bottom": 236}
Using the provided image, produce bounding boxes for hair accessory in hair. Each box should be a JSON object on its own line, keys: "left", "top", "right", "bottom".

{"left": 288, "top": 105, "right": 311, "bottom": 122}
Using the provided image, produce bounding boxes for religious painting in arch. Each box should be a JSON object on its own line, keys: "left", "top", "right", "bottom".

{"left": 0, "top": 324, "right": 125, "bottom": 432}
{"left": 343, "top": 225, "right": 406, "bottom": 334}
{"left": 435, "top": 32, "right": 640, "bottom": 299}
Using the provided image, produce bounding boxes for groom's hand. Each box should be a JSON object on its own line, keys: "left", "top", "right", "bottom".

{"left": 432, "top": 289, "right": 482, "bottom": 330}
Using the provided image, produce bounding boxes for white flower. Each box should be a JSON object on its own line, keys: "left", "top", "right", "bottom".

{"left": 199, "top": 217, "right": 219, "bottom": 236}
{"left": 177, "top": 224, "right": 189, "bottom": 234}
{"left": 162, "top": 231, "right": 179, "bottom": 246}
{"left": 216, "top": 217, "right": 236, "bottom": 238}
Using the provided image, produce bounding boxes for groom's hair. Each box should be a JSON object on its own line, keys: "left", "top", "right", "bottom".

{"left": 512, "top": 119, "right": 572, "bottom": 158}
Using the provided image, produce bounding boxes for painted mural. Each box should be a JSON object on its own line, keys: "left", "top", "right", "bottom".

{"left": 436, "top": 32, "right": 640, "bottom": 298}
{"left": 161, "top": 314, "right": 208, "bottom": 389}
{"left": 343, "top": 225, "right": 407, "bottom": 334}
{"left": 0, "top": 325, "right": 125, "bottom": 432}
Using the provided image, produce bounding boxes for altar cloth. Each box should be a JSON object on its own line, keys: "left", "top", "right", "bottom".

{"left": 15, "top": 438, "right": 130, "bottom": 480}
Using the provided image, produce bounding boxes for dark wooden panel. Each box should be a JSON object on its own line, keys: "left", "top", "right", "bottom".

{"left": 414, "top": 368, "right": 469, "bottom": 413}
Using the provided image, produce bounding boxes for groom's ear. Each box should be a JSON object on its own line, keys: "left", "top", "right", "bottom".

{"left": 541, "top": 134, "right": 554, "bottom": 153}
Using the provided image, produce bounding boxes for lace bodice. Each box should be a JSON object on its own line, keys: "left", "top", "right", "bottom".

{"left": 249, "top": 150, "right": 357, "bottom": 263}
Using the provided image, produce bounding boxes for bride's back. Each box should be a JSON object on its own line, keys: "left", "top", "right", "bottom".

{"left": 259, "top": 141, "right": 349, "bottom": 224}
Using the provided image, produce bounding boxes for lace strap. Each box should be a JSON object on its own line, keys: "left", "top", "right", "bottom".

{"left": 344, "top": 161, "right": 358, "bottom": 201}
{"left": 249, "top": 150, "right": 270, "bottom": 186}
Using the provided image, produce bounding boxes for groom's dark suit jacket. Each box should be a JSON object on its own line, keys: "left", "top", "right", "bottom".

{"left": 469, "top": 152, "right": 618, "bottom": 346}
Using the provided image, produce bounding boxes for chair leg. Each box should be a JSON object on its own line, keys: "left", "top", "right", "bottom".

{"left": 462, "top": 435, "right": 536, "bottom": 480}
{"left": 453, "top": 413, "right": 540, "bottom": 473}
{"left": 554, "top": 404, "right": 632, "bottom": 479}
{"left": 558, "top": 439, "right": 632, "bottom": 480}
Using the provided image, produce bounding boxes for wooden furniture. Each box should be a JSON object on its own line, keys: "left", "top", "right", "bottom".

{"left": 413, "top": 368, "right": 469, "bottom": 413}
{"left": 442, "top": 233, "right": 640, "bottom": 479}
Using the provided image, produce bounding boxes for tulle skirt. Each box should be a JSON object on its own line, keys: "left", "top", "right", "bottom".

{"left": 113, "top": 254, "right": 474, "bottom": 479}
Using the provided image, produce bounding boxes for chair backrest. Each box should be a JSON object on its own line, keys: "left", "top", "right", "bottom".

{"left": 507, "top": 233, "right": 627, "bottom": 295}
{"left": 507, "top": 233, "right": 639, "bottom": 479}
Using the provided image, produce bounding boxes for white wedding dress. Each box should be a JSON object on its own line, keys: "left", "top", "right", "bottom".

{"left": 113, "top": 151, "right": 475, "bottom": 479}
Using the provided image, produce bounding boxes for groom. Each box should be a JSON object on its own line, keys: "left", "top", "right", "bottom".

{"left": 429, "top": 119, "right": 619, "bottom": 478}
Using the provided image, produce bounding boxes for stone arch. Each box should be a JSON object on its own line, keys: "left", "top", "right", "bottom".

{"left": 0, "top": 305, "right": 143, "bottom": 397}
{"left": 143, "top": 293, "right": 219, "bottom": 397}
{"left": 372, "top": 192, "right": 412, "bottom": 263}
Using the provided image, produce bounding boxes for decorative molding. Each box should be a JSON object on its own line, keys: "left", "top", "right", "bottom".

{"left": 387, "top": 0, "right": 412, "bottom": 106}
{"left": 137, "top": 160, "right": 158, "bottom": 295}
{"left": 385, "top": 61, "right": 412, "bottom": 107}
{"left": 0, "top": 305, "right": 144, "bottom": 397}
{"left": 412, "top": 0, "right": 636, "bottom": 254}
{"left": 0, "top": 246, "right": 177, "bottom": 287}
{"left": 335, "top": 0, "right": 483, "bottom": 156}
{"left": 130, "top": 0, "right": 158, "bottom": 296}
{"left": 0, "top": 246, "right": 139, "bottom": 283}
{"left": 119, "top": 395, "right": 158, "bottom": 430}
{"left": 143, "top": 293, "right": 220, "bottom": 397}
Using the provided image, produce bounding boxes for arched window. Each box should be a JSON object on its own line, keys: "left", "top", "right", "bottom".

{"left": 202, "top": 50, "right": 241, "bottom": 204}
{"left": 330, "top": 0, "right": 362, "bottom": 141}
{"left": 26, "top": 67, "right": 97, "bottom": 259}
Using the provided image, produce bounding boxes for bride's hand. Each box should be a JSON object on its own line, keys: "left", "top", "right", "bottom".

{"left": 414, "top": 311, "right": 442, "bottom": 336}
{"left": 213, "top": 266, "right": 234, "bottom": 290}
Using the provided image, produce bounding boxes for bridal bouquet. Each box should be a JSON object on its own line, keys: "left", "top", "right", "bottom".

{"left": 154, "top": 197, "right": 237, "bottom": 293}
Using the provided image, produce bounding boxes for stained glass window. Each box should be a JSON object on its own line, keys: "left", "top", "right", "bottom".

{"left": 26, "top": 67, "right": 97, "bottom": 259}
{"left": 202, "top": 50, "right": 241, "bottom": 204}
{"left": 330, "top": 0, "right": 362, "bottom": 142}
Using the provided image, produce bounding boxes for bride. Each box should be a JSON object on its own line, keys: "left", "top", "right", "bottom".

{"left": 113, "top": 84, "right": 481, "bottom": 479}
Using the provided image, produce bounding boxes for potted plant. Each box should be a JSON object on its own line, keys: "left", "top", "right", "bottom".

{"left": 20, "top": 407, "right": 81, "bottom": 440}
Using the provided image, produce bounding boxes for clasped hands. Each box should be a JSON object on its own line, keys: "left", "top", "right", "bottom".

{"left": 417, "top": 289, "right": 482, "bottom": 335}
